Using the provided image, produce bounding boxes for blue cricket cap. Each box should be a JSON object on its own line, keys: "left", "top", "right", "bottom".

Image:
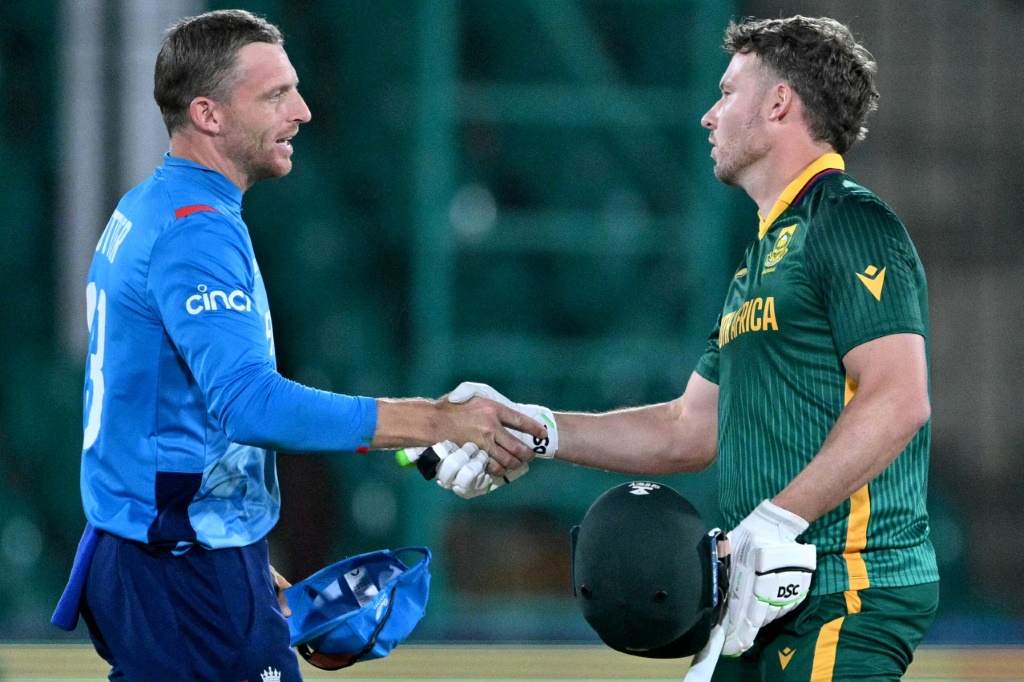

{"left": 284, "top": 547, "right": 431, "bottom": 670}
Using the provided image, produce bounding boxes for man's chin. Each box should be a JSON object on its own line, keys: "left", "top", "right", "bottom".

{"left": 249, "top": 158, "right": 293, "bottom": 183}
{"left": 713, "top": 164, "right": 737, "bottom": 186}
{"left": 274, "top": 158, "right": 293, "bottom": 177}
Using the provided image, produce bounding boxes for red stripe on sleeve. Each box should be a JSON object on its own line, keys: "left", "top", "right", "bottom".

{"left": 174, "top": 204, "right": 219, "bottom": 220}
{"left": 356, "top": 446, "right": 370, "bottom": 454}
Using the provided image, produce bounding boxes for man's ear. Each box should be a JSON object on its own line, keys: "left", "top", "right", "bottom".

{"left": 766, "top": 82, "right": 795, "bottom": 122}
{"left": 188, "top": 96, "right": 222, "bottom": 135}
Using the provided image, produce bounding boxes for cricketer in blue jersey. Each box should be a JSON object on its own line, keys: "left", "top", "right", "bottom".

{"left": 53, "top": 10, "right": 545, "bottom": 681}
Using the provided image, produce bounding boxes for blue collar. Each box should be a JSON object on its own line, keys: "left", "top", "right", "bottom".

{"left": 160, "top": 153, "right": 244, "bottom": 209}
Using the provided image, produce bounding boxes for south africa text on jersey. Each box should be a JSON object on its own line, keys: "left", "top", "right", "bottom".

{"left": 718, "top": 296, "right": 778, "bottom": 347}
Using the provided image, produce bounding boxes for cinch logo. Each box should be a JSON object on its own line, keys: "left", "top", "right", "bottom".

{"left": 628, "top": 482, "right": 661, "bottom": 496}
{"left": 186, "top": 284, "right": 253, "bottom": 315}
{"left": 260, "top": 667, "right": 281, "bottom": 682}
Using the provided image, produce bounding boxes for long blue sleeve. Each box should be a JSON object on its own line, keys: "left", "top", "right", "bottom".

{"left": 148, "top": 212, "right": 377, "bottom": 453}
{"left": 80, "top": 154, "right": 377, "bottom": 549}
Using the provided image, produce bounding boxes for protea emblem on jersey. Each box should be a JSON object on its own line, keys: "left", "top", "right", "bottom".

{"left": 764, "top": 225, "right": 798, "bottom": 269}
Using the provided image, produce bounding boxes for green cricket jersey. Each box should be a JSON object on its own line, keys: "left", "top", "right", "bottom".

{"left": 695, "top": 154, "right": 939, "bottom": 596}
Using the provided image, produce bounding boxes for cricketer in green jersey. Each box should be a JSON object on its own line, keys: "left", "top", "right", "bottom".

{"left": 426, "top": 15, "right": 938, "bottom": 682}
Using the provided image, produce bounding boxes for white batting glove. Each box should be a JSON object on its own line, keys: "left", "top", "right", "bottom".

{"left": 397, "top": 441, "right": 529, "bottom": 499}
{"left": 434, "top": 442, "right": 530, "bottom": 499}
{"left": 721, "top": 500, "right": 816, "bottom": 656}
{"left": 447, "top": 382, "right": 558, "bottom": 458}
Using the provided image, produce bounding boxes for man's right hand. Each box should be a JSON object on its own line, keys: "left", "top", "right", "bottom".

{"left": 436, "top": 383, "right": 554, "bottom": 475}
{"left": 373, "top": 390, "right": 547, "bottom": 473}
{"left": 444, "top": 382, "right": 558, "bottom": 475}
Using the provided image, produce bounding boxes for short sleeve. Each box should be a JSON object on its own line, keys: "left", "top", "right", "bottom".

{"left": 805, "top": 194, "right": 926, "bottom": 358}
{"left": 694, "top": 316, "right": 721, "bottom": 385}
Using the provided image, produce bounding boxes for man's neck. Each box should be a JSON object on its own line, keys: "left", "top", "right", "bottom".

{"left": 169, "top": 134, "right": 249, "bottom": 192}
{"left": 744, "top": 142, "right": 835, "bottom": 218}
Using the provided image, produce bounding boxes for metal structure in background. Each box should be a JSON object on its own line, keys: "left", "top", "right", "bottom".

{"left": 57, "top": 0, "right": 201, "bottom": 359}
{"left": 56, "top": 0, "right": 106, "bottom": 358}
{"left": 412, "top": 0, "right": 459, "bottom": 396}
{"left": 119, "top": 1, "right": 204, "bottom": 188}
{"left": 412, "top": 0, "right": 733, "bottom": 394}
{"left": 404, "top": 0, "right": 736, "bottom": 638}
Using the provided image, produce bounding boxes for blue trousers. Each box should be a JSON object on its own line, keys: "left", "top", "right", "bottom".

{"left": 81, "top": 532, "right": 302, "bottom": 681}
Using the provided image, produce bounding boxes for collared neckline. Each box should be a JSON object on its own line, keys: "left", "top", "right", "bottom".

{"left": 757, "top": 153, "right": 844, "bottom": 240}
{"left": 161, "top": 153, "right": 243, "bottom": 208}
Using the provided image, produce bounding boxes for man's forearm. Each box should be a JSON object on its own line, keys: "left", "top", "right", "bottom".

{"left": 556, "top": 402, "right": 716, "bottom": 475}
{"left": 370, "top": 398, "right": 442, "bottom": 449}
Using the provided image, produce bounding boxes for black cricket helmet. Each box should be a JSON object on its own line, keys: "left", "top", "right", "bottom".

{"left": 570, "top": 481, "right": 728, "bottom": 658}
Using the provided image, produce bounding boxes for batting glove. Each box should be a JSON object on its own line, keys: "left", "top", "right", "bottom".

{"left": 396, "top": 441, "right": 529, "bottom": 499}
{"left": 721, "top": 500, "right": 816, "bottom": 656}
{"left": 447, "top": 382, "right": 558, "bottom": 458}
{"left": 435, "top": 442, "right": 530, "bottom": 499}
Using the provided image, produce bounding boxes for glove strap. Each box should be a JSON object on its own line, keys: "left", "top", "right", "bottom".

{"left": 520, "top": 404, "right": 558, "bottom": 458}
{"left": 755, "top": 500, "right": 809, "bottom": 541}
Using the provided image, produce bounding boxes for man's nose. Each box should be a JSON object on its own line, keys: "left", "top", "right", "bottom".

{"left": 701, "top": 107, "right": 716, "bottom": 130}
{"left": 293, "top": 91, "right": 312, "bottom": 123}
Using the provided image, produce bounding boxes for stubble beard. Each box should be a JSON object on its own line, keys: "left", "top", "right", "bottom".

{"left": 712, "top": 113, "right": 770, "bottom": 187}
{"left": 224, "top": 126, "right": 290, "bottom": 189}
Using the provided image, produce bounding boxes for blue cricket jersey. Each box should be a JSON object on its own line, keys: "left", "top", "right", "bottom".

{"left": 81, "top": 154, "right": 378, "bottom": 551}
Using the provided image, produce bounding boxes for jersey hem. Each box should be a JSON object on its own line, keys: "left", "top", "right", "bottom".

{"left": 836, "top": 326, "right": 926, "bottom": 360}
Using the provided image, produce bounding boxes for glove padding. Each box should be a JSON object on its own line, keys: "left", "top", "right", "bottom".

{"left": 722, "top": 500, "right": 816, "bottom": 656}
{"left": 447, "top": 382, "right": 558, "bottom": 458}
{"left": 400, "top": 441, "right": 529, "bottom": 499}
{"left": 434, "top": 442, "right": 529, "bottom": 499}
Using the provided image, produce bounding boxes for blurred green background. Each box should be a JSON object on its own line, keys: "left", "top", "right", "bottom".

{"left": 1, "top": 0, "right": 1022, "bottom": 645}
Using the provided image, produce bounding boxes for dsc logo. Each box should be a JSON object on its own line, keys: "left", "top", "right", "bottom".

{"left": 532, "top": 435, "right": 549, "bottom": 455}
{"left": 777, "top": 584, "right": 800, "bottom": 599}
{"left": 186, "top": 284, "right": 253, "bottom": 315}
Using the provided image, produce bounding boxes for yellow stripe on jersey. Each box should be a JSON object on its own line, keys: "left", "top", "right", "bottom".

{"left": 845, "top": 487, "right": 872, "bottom": 590}
{"left": 842, "top": 375, "right": 872, "bottom": 591}
{"left": 811, "top": 616, "right": 844, "bottom": 681}
{"left": 757, "top": 154, "right": 845, "bottom": 239}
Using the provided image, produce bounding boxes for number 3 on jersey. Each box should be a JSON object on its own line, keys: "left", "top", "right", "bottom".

{"left": 83, "top": 283, "right": 106, "bottom": 449}
{"left": 265, "top": 311, "right": 275, "bottom": 357}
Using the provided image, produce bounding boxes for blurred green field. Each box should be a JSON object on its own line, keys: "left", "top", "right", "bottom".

{"left": 2, "top": 644, "right": 1023, "bottom": 681}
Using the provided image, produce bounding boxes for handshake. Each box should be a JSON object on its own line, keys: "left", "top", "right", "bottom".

{"left": 400, "top": 382, "right": 817, "bottom": 664}
{"left": 397, "top": 382, "right": 559, "bottom": 499}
